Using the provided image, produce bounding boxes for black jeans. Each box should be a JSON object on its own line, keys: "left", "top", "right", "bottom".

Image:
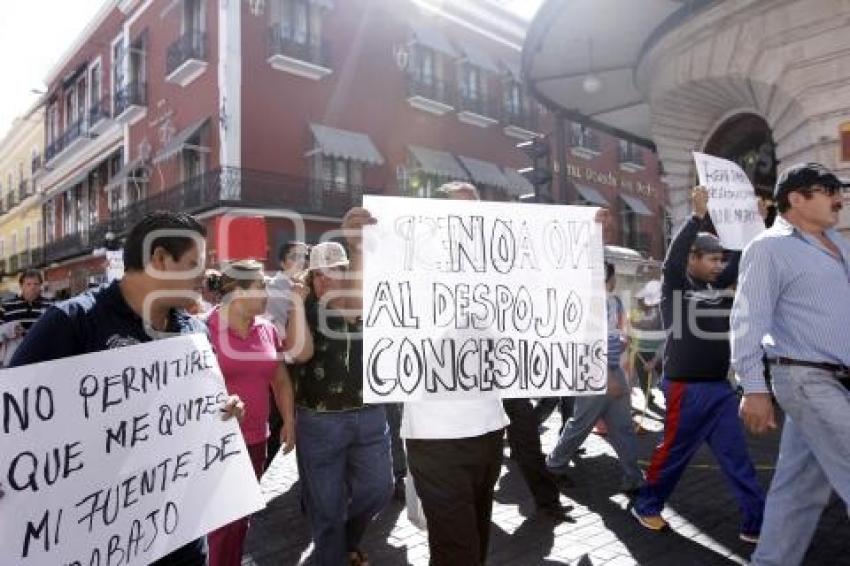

{"left": 503, "top": 399, "right": 561, "bottom": 507}
{"left": 532, "top": 396, "right": 575, "bottom": 432}
{"left": 406, "top": 430, "right": 504, "bottom": 566}
{"left": 385, "top": 403, "right": 407, "bottom": 480}
{"left": 266, "top": 389, "right": 282, "bottom": 470}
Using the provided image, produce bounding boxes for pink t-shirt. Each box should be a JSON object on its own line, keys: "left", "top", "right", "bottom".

{"left": 207, "top": 308, "right": 283, "bottom": 445}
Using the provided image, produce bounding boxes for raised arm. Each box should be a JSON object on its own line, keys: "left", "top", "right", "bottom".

{"left": 340, "top": 207, "right": 376, "bottom": 316}
{"left": 663, "top": 188, "right": 708, "bottom": 290}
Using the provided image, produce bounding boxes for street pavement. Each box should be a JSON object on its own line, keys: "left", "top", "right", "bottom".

{"left": 244, "top": 390, "right": 850, "bottom": 565}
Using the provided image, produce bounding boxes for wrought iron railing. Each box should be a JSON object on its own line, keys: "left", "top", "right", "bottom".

{"left": 267, "top": 24, "right": 330, "bottom": 68}
{"left": 89, "top": 95, "right": 111, "bottom": 126}
{"left": 167, "top": 30, "right": 207, "bottom": 75}
{"left": 39, "top": 168, "right": 383, "bottom": 265}
{"left": 457, "top": 90, "right": 497, "bottom": 118}
{"left": 501, "top": 106, "right": 538, "bottom": 131}
{"left": 407, "top": 74, "right": 453, "bottom": 106}
{"left": 618, "top": 143, "right": 645, "bottom": 167}
{"left": 114, "top": 81, "right": 148, "bottom": 117}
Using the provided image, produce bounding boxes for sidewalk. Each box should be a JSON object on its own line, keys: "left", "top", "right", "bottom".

{"left": 244, "top": 393, "right": 850, "bottom": 565}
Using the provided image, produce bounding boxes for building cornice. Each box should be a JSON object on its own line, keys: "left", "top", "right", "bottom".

{"left": 43, "top": 0, "right": 119, "bottom": 87}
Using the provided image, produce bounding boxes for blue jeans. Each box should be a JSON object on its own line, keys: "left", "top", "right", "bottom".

{"left": 546, "top": 367, "right": 643, "bottom": 487}
{"left": 752, "top": 366, "right": 850, "bottom": 566}
{"left": 296, "top": 406, "right": 393, "bottom": 566}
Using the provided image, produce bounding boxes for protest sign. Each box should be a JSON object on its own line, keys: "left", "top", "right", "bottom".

{"left": 361, "top": 195, "right": 607, "bottom": 403}
{"left": 693, "top": 152, "right": 764, "bottom": 250}
{"left": 0, "top": 334, "right": 265, "bottom": 566}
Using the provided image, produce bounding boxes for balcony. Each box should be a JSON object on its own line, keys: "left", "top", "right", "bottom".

{"left": 113, "top": 81, "right": 147, "bottom": 124}
{"left": 456, "top": 91, "right": 499, "bottom": 128}
{"left": 18, "top": 180, "right": 31, "bottom": 203}
{"left": 501, "top": 107, "right": 539, "bottom": 140}
{"left": 267, "top": 24, "right": 332, "bottom": 81}
{"left": 570, "top": 126, "right": 602, "bottom": 160}
{"left": 407, "top": 75, "right": 454, "bottom": 115}
{"left": 619, "top": 143, "right": 646, "bottom": 172}
{"left": 166, "top": 31, "right": 208, "bottom": 87}
{"left": 45, "top": 118, "right": 86, "bottom": 162}
{"left": 40, "top": 168, "right": 383, "bottom": 264}
{"left": 88, "top": 96, "right": 112, "bottom": 134}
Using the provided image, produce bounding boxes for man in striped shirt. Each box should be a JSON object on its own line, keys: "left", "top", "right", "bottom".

{"left": 0, "top": 269, "right": 52, "bottom": 367}
{"left": 732, "top": 163, "right": 850, "bottom": 566}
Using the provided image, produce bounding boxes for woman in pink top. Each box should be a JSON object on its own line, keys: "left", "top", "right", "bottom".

{"left": 206, "top": 260, "right": 295, "bottom": 566}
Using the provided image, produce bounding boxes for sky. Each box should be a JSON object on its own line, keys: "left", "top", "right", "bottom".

{"left": 0, "top": 0, "right": 106, "bottom": 140}
{"left": 0, "top": 0, "right": 544, "bottom": 140}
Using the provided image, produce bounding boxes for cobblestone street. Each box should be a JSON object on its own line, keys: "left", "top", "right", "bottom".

{"left": 245, "top": 395, "right": 850, "bottom": 565}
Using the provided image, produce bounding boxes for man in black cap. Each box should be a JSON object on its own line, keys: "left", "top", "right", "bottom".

{"left": 732, "top": 163, "right": 850, "bottom": 565}
{"left": 632, "top": 186, "right": 765, "bottom": 543}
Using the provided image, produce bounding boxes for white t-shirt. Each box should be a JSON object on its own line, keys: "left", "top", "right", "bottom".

{"left": 401, "top": 398, "right": 510, "bottom": 440}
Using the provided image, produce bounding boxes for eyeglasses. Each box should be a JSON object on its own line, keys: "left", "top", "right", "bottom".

{"left": 805, "top": 184, "right": 841, "bottom": 197}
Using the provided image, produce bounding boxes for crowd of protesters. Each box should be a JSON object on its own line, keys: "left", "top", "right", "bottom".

{"left": 2, "top": 160, "right": 848, "bottom": 566}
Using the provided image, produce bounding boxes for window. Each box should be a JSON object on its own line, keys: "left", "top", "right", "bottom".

{"left": 108, "top": 152, "right": 124, "bottom": 212}
{"left": 571, "top": 122, "right": 599, "bottom": 152}
{"left": 63, "top": 190, "right": 75, "bottom": 235}
{"left": 44, "top": 200, "right": 56, "bottom": 243}
{"left": 183, "top": 0, "right": 203, "bottom": 34}
{"left": 64, "top": 89, "right": 76, "bottom": 129}
{"left": 88, "top": 178, "right": 99, "bottom": 227}
{"left": 74, "top": 185, "right": 86, "bottom": 232}
{"left": 127, "top": 173, "right": 148, "bottom": 206}
{"left": 413, "top": 47, "right": 435, "bottom": 84}
{"left": 618, "top": 140, "right": 644, "bottom": 166}
{"left": 24, "top": 226, "right": 31, "bottom": 251}
{"left": 76, "top": 75, "right": 87, "bottom": 128}
{"left": 319, "top": 157, "right": 362, "bottom": 191}
{"left": 273, "top": 0, "right": 314, "bottom": 44}
{"left": 461, "top": 64, "right": 482, "bottom": 100}
{"left": 11, "top": 234, "right": 17, "bottom": 256}
{"left": 112, "top": 34, "right": 126, "bottom": 107}
{"left": 47, "top": 101, "right": 59, "bottom": 146}
{"left": 129, "top": 34, "right": 147, "bottom": 88}
{"left": 503, "top": 80, "right": 522, "bottom": 116}
{"left": 89, "top": 61, "right": 102, "bottom": 120}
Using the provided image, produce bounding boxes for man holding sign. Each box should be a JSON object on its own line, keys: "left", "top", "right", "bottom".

{"left": 6, "top": 211, "right": 248, "bottom": 566}
{"left": 631, "top": 187, "right": 765, "bottom": 541}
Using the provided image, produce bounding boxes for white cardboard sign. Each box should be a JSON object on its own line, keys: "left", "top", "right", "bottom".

{"left": 0, "top": 334, "right": 265, "bottom": 566}
{"left": 693, "top": 152, "right": 764, "bottom": 250}
{"left": 361, "top": 196, "right": 608, "bottom": 403}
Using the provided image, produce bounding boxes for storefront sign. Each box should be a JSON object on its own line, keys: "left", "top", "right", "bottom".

{"left": 565, "top": 163, "right": 656, "bottom": 198}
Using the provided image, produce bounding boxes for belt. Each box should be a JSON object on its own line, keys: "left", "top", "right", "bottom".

{"left": 769, "top": 357, "right": 850, "bottom": 379}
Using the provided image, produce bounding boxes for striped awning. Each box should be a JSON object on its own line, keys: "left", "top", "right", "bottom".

{"left": 458, "top": 156, "right": 512, "bottom": 191}
{"left": 620, "top": 193, "right": 653, "bottom": 216}
{"left": 502, "top": 168, "right": 534, "bottom": 196}
{"left": 153, "top": 118, "right": 210, "bottom": 164}
{"left": 575, "top": 184, "right": 610, "bottom": 206}
{"left": 310, "top": 124, "right": 384, "bottom": 165}
{"left": 409, "top": 145, "right": 468, "bottom": 180}
{"left": 409, "top": 22, "right": 459, "bottom": 58}
{"left": 455, "top": 39, "right": 500, "bottom": 74}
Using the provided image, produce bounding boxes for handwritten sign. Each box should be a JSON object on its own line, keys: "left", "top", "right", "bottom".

{"left": 693, "top": 152, "right": 764, "bottom": 250}
{"left": 361, "top": 196, "right": 608, "bottom": 403}
{"left": 0, "top": 335, "right": 265, "bottom": 566}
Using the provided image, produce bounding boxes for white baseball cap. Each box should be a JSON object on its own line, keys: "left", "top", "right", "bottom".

{"left": 308, "top": 241, "right": 350, "bottom": 271}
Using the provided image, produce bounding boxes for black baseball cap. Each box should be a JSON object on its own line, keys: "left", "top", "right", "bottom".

{"left": 691, "top": 232, "right": 724, "bottom": 254}
{"left": 774, "top": 163, "right": 847, "bottom": 200}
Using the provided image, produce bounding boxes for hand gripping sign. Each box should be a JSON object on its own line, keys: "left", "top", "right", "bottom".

{"left": 0, "top": 335, "right": 264, "bottom": 566}
{"left": 361, "top": 196, "right": 608, "bottom": 403}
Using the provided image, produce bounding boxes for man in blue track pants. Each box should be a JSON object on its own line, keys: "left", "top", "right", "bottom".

{"left": 631, "top": 186, "right": 765, "bottom": 543}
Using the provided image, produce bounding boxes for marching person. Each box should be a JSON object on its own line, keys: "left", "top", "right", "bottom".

{"left": 629, "top": 279, "right": 666, "bottom": 430}
{"left": 206, "top": 260, "right": 295, "bottom": 566}
{"left": 265, "top": 240, "right": 308, "bottom": 468}
{"left": 733, "top": 163, "right": 850, "bottom": 565}
{"left": 286, "top": 229, "right": 393, "bottom": 566}
{"left": 631, "top": 186, "right": 765, "bottom": 543}
{"left": 9, "top": 211, "right": 245, "bottom": 566}
{"left": 546, "top": 262, "right": 644, "bottom": 494}
{"left": 0, "top": 269, "right": 52, "bottom": 366}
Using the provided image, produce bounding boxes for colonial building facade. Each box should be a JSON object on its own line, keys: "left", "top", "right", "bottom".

{"left": 12, "top": 0, "right": 668, "bottom": 295}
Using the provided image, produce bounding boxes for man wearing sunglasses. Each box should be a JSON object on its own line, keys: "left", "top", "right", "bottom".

{"left": 732, "top": 163, "right": 850, "bottom": 566}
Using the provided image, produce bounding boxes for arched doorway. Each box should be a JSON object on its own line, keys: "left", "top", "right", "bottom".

{"left": 703, "top": 112, "right": 777, "bottom": 225}
{"left": 703, "top": 113, "right": 777, "bottom": 199}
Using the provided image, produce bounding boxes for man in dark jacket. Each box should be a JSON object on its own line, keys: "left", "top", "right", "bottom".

{"left": 631, "top": 186, "right": 765, "bottom": 544}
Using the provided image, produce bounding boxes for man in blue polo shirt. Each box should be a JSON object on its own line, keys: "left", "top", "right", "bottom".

{"left": 10, "top": 211, "right": 245, "bottom": 566}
